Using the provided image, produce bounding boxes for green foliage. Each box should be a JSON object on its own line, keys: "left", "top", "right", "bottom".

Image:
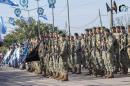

{"left": 3, "top": 18, "right": 66, "bottom": 47}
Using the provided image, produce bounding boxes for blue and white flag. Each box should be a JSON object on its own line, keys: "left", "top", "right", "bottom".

{"left": 0, "top": 34, "right": 3, "bottom": 42}
{"left": 0, "top": 16, "right": 7, "bottom": 34}
{"left": 9, "top": 17, "right": 15, "bottom": 26}
{"left": 39, "top": 15, "right": 48, "bottom": 20}
{"left": 0, "top": 0, "right": 18, "bottom": 6}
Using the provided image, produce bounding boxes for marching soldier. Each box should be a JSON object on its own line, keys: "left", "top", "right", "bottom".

{"left": 59, "top": 34, "right": 69, "bottom": 81}
{"left": 127, "top": 25, "right": 130, "bottom": 66}
{"left": 113, "top": 26, "right": 121, "bottom": 73}
{"left": 102, "top": 29, "right": 115, "bottom": 78}
{"left": 70, "top": 36, "right": 76, "bottom": 73}
{"left": 84, "top": 29, "right": 91, "bottom": 74}
{"left": 120, "top": 26, "right": 129, "bottom": 74}
{"left": 80, "top": 33, "right": 86, "bottom": 68}
{"left": 74, "top": 33, "right": 82, "bottom": 74}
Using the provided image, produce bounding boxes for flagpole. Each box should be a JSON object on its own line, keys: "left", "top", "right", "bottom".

{"left": 110, "top": 0, "right": 113, "bottom": 29}
{"left": 99, "top": 9, "right": 103, "bottom": 27}
{"left": 36, "top": 0, "right": 41, "bottom": 40}
{"left": 52, "top": 7, "right": 55, "bottom": 33}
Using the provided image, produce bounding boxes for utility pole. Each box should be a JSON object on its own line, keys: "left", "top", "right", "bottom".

{"left": 110, "top": 0, "right": 113, "bottom": 29}
{"left": 99, "top": 9, "right": 103, "bottom": 27}
{"left": 52, "top": 7, "right": 55, "bottom": 33}
{"left": 67, "top": 0, "right": 71, "bottom": 37}
{"left": 36, "top": 0, "right": 41, "bottom": 40}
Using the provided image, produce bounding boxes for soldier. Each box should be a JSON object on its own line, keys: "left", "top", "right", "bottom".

{"left": 90, "top": 27, "right": 98, "bottom": 76}
{"left": 61, "top": 34, "right": 69, "bottom": 81}
{"left": 127, "top": 25, "right": 130, "bottom": 66}
{"left": 112, "top": 26, "right": 121, "bottom": 73}
{"left": 92, "top": 27, "right": 104, "bottom": 76}
{"left": 84, "top": 29, "right": 90, "bottom": 73}
{"left": 102, "top": 29, "right": 115, "bottom": 78}
{"left": 80, "top": 33, "right": 86, "bottom": 69}
{"left": 66, "top": 36, "right": 72, "bottom": 72}
{"left": 86, "top": 29, "right": 93, "bottom": 75}
{"left": 70, "top": 36, "right": 76, "bottom": 73}
{"left": 74, "top": 33, "right": 82, "bottom": 74}
{"left": 120, "top": 26, "right": 129, "bottom": 74}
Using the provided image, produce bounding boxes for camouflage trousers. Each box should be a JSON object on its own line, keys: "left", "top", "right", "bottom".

{"left": 102, "top": 51, "right": 114, "bottom": 72}
{"left": 91, "top": 49, "right": 104, "bottom": 70}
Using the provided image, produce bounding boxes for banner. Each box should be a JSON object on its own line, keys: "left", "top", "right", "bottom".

{"left": 0, "top": 0, "right": 18, "bottom": 6}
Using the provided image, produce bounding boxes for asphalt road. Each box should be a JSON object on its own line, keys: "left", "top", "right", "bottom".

{"left": 0, "top": 66, "right": 130, "bottom": 86}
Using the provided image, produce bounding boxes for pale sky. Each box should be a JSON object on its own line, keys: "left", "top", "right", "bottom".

{"left": 0, "top": 0, "right": 130, "bottom": 36}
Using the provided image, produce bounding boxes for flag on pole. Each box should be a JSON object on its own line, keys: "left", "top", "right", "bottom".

{"left": 0, "top": 0, "right": 18, "bottom": 6}
{"left": 0, "top": 16, "right": 7, "bottom": 34}
{"left": 39, "top": 15, "right": 48, "bottom": 20}
{"left": 0, "top": 34, "right": 3, "bottom": 42}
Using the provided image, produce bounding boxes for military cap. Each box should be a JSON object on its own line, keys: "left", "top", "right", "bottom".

{"left": 104, "top": 28, "right": 110, "bottom": 33}
{"left": 89, "top": 29, "right": 92, "bottom": 31}
{"left": 96, "top": 27, "right": 101, "bottom": 30}
{"left": 116, "top": 26, "right": 120, "bottom": 29}
{"left": 58, "top": 31, "right": 63, "bottom": 34}
{"left": 128, "top": 25, "right": 130, "bottom": 29}
{"left": 121, "top": 26, "right": 125, "bottom": 29}
{"left": 61, "top": 34, "right": 66, "bottom": 37}
{"left": 93, "top": 27, "right": 96, "bottom": 30}
{"left": 112, "top": 26, "right": 116, "bottom": 29}
{"left": 85, "top": 29, "right": 89, "bottom": 32}
{"left": 101, "top": 26, "right": 105, "bottom": 30}
{"left": 81, "top": 33, "right": 84, "bottom": 36}
{"left": 74, "top": 33, "right": 79, "bottom": 36}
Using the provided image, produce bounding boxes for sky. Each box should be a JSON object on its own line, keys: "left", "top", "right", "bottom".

{"left": 0, "top": 0, "right": 130, "bottom": 36}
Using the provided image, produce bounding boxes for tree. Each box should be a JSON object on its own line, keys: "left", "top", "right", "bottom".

{"left": 3, "top": 18, "right": 66, "bottom": 47}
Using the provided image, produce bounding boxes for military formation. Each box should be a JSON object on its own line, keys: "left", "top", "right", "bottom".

{"left": 31, "top": 25, "right": 130, "bottom": 81}
{"left": 1, "top": 25, "right": 130, "bottom": 81}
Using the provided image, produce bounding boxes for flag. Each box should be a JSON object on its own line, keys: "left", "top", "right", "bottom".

{"left": 0, "top": 0, "right": 18, "bottom": 6}
{"left": 0, "top": 16, "right": 7, "bottom": 34}
{"left": 39, "top": 15, "right": 48, "bottom": 20}
{"left": 0, "top": 34, "right": 3, "bottom": 42}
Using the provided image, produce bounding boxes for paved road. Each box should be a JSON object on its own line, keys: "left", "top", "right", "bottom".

{"left": 0, "top": 67, "right": 130, "bottom": 86}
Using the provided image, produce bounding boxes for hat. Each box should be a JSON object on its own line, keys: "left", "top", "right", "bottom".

{"left": 116, "top": 26, "right": 120, "bottom": 29}
{"left": 85, "top": 29, "right": 89, "bottom": 31}
{"left": 74, "top": 33, "right": 79, "bottom": 36}
{"left": 111, "top": 26, "right": 116, "bottom": 29}
{"left": 61, "top": 34, "right": 66, "bottom": 37}
{"left": 96, "top": 27, "right": 101, "bottom": 30}
{"left": 104, "top": 29, "right": 110, "bottom": 33}
{"left": 128, "top": 25, "right": 130, "bottom": 29}
{"left": 93, "top": 27, "right": 96, "bottom": 30}
{"left": 121, "top": 26, "right": 125, "bottom": 29}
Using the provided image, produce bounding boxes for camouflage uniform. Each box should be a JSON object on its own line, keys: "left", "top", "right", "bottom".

{"left": 127, "top": 25, "right": 130, "bottom": 65}
{"left": 74, "top": 33, "right": 82, "bottom": 74}
{"left": 120, "top": 27, "right": 129, "bottom": 74}
{"left": 81, "top": 34, "right": 86, "bottom": 68}
{"left": 69, "top": 36, "right": 76, "bottom": 73}
{"left": 59, "top": 34, "right": 69, "bottom": 81}
{"left": 112, "top": 26, "right": 121, "bottom": 73}
{"left": 102, "top": 29, "right": 115, "bottom": 78}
